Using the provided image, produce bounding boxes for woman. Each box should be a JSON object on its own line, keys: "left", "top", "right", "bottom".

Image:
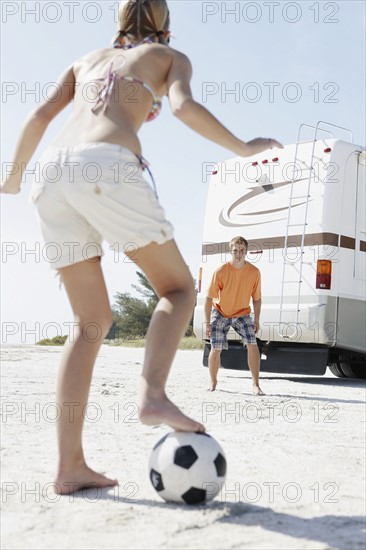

{"left": 1, "top": 0, "right": 282, "bottom": 494}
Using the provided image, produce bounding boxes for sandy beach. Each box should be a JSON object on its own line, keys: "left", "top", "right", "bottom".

{"left": 1, "top": 344, "right": 365, "bottom": 550}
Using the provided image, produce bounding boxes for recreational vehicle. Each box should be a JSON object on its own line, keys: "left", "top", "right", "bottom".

{"left": 193, "top": 122, "right": 366, "bottom": 379}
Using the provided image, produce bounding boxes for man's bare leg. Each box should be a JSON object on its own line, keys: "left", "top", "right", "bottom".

{"left": 208, "top": 349, "right": 221, "bottom": 391}
{"left": 247, "top": 344, "right": 264, "bottom": 395}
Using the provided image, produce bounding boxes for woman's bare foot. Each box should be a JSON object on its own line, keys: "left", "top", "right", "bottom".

{"left": 253, "top": 385, "right": 265, "bottom": 396}
{"left": 139, "top": 395, "right": 205, "bottom": 432}
{"left": 54, "top": 464, "right": 118, "bottom": 495}
{"left": 208, "top": 380, "right": 217, "bottom": 392}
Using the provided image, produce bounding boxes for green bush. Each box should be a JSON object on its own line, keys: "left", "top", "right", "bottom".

{"left": 36, "top": 335, "right": 67, "bottom": 346}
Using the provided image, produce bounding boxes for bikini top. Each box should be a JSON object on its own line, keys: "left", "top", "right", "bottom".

{"left": 91, "top": 36, "right": 162, "bottom": 122}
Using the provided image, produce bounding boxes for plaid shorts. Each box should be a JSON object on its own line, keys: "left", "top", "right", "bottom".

{"left": 210, "top": 308, "right": 257, "bottom": 350}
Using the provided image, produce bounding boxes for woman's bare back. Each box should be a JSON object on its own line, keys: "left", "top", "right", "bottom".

{"left": 52, "top": 43, "right": 175, "bottom": 155}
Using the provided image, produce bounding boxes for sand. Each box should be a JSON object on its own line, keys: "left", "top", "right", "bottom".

{"left": 1, "top": 345, "right": 365, "bottom": 550}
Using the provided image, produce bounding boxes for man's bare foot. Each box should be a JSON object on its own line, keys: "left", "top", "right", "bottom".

{"left": 253, "top": 385, "right": 265, "bottom": 396}
{"left": 54, "top": 464, "right": 118, "bottom": 495}
{"left": 139, "top": 395, "right": 205, "bottom": 432}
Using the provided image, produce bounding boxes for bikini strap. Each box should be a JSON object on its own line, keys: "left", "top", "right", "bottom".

{"left": 114, "top": 34, "right": 156, "bottom": 50}
{"left": 136, "top": 155, "right": 159, "bottom": 198}
{"left": 91, "top": 62, "right": 116, "bottom": 114}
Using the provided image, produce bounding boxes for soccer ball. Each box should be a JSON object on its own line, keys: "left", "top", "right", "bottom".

{"left": 148, "top": 431, "right": 227, "bottom": 505}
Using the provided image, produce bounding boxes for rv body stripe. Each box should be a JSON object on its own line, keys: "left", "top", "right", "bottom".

{"left": 202, "top": 233, "right": 366, "bottom": 255}
{"left": 340, "top": 236, "right": 356, "bottom": 250}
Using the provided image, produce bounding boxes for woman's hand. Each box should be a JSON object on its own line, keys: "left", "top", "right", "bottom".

{"left": 1, "top": 176, "right": 22, "bottom": 195}
{"left": 236, "top": 137, "right": 284, "bottom": 157}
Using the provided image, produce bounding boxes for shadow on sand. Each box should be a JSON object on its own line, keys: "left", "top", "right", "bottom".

{"left": 71, "top": 490, "right": 365, "bottom": 549}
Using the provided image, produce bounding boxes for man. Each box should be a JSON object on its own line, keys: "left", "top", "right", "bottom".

{"left": 205, "top": 236, "right": 264, "bottom": 395}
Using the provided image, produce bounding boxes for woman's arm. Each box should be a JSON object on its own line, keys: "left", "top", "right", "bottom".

{"left": 1, "top": 64, "right": 75, "bottom": 194}
{"left": 167, "top": 52, "right": 282, "bottom": 157}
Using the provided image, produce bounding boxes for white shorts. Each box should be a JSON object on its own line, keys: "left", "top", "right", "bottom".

{"left": 29, "top": 142, "right": 174, "bottom": 269}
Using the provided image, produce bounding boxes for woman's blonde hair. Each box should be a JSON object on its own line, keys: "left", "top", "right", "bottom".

{"left": 112, "top": 0, "right": 170, "bottom": 46}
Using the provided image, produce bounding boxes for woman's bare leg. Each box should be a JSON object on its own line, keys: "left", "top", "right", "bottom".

{"left": 54, "top": 259, "right": 118, "bottom": 494}
{"left": 126, "top": 239, "right": 205, "bottom": 432}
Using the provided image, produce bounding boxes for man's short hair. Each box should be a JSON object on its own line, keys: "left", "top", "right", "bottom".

{"left": 230, "top": 236, "right": 248, "bottom": 249}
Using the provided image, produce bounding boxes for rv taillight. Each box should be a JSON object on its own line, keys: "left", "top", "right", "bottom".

{"left": 324, "top": 148, "right": 331, "bottom": 153}
{"left": 316, "top": 260, "right": 332, "bottom": 290}
{"left": 198, "top": 267, "right": 203, "bottom": 293}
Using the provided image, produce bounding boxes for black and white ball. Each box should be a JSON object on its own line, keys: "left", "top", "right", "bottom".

{"left": 148, "top": 431, "right": 227, "bottom": 505}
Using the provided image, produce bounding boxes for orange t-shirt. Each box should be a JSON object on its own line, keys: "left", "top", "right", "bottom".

{"left": 206, "top": 262, "right": 261, "bottom": 318}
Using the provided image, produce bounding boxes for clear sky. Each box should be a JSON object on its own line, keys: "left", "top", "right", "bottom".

{"left": 1, "top": 0, "right": 365, "bottom": 344}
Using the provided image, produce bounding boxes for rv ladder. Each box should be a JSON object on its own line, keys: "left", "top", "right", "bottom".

{"left": 278, "top": 137, "right": 314, "bottom": 338}
{"left": 278, "top": 121, "right": 353, "bottom": 339}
